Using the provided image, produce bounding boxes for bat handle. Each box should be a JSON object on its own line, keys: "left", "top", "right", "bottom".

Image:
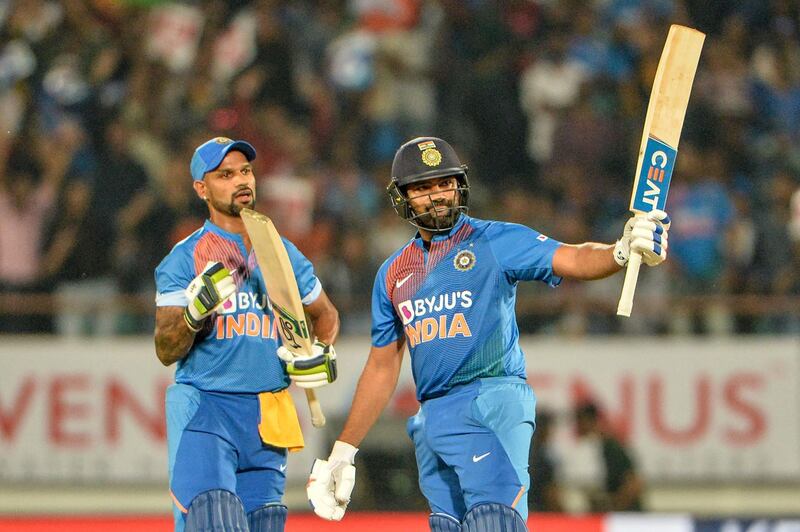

{"left": 617, "top": 251, "right": 642, "bottom": 317}
{"left": 305, "top": 388, "right": 326, "bottom": 428}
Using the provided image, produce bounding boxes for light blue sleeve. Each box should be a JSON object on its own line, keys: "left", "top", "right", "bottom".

{"left": 154, "top": 246, "right": 194, "bottom": 307}
{"left": 370, "top": 262, "right": 403, "bottom": 347}
{"left": 283, "top": 237, "right": 322, "bottom": 305}
{"left": 486, "top": 221, "right": 563, "bottom": 286}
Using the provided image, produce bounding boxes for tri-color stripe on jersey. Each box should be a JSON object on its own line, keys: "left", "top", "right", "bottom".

{"left": 385, "top": 221, "right": 474, "bottom": 304}
{"left": 155, "top": 219, "right": 322, "bottom": 393}
{"left": 370, "top": 215, "right": 562, "bottom": 401}
{"left": 192, "top": 229, "right": 249, "bottom": 286}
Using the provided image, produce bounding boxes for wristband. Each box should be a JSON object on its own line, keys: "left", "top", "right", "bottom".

{"left": 183, "top": 307, "right": 202, "bottom": 333}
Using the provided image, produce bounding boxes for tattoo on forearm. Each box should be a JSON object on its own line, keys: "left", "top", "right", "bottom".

{"left": 154, "top": 308, "right": 196, "bottom": 366}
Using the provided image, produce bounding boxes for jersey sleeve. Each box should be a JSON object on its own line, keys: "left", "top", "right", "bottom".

{"left": 370, "top": 262, "right": 403, "bottom": 347}
{"left": 283, "top": 237, "right": 322, "bottom": 305}
{"left": 486, "top": 221, "right": 563, "bottom": 286}
{"left": 154, "top": 246, "right": 194, "bottom": 307}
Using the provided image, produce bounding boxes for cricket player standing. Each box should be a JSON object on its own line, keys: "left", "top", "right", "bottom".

{"left": 154, "top": 137, "right": 339, "bottom": 532}
{"left": 307, "top": 137, "right": 670, "bottom": 530}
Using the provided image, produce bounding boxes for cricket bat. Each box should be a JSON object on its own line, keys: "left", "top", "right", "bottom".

{"left": 240, "top": 208, "right": 326, "bottom": 428}
{"left": 617, "top": 25, "right": 705, "bottom": 317}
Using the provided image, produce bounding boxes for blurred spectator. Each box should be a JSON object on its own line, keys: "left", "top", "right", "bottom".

{"left": 721, "top": 193, "right": 758, "bottom": 332}
{"left": 519, "top": 31, "right": 587, "bottom": 165}
{"left": 0, "top": 129, "right": 72, "bottom": 333}
{"left": 570, "top": 401, "right": 644, "bottom": 512}
{"left": 754, "top": 168, "right": 800, "bottom": 333}
{"left": 315, "top": 229, "right": 379, "bottom": 334}
{"left": 668, "top": 144, "right": 735, "bottom": 334}
{"left": 368, "top": 1, "right": 440, "bottom": 139}
{"left": 318, "top": 139, "right": 381, "bottom": 225}
{"left": 0, "top": 1, "right": 798, "bottom": 334}
{"left": 528, "top": 409, "right": 564, "bottom": 513}
{"left": 790, "top": 185, "right": 800, "bottom": 241}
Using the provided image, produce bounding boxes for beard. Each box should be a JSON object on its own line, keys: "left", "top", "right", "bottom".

{"left": 412, "top": 197, "right": 457, "bottom": 230}
{"left": 209, "top": 188, "right": 256, "bottom": 216}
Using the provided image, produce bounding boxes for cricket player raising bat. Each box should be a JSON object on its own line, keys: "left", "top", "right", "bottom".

{"left": 153, "top": 137, "right": 339, "bottom": 532}
{"left": 306, "top": 136, "right": 671, "bottom": 530}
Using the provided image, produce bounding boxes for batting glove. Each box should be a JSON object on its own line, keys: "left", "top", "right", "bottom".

{"left": 184, "top": 261, "right": 236, "bottom": 332}
{"left": 614, "top": 209, "right": 671, "bottom": 267}
{"left": 307, "top": 440, "right": 358, "bottom": 521}
{"left": 277, "top": 341, "right": 338, "bottom": 388}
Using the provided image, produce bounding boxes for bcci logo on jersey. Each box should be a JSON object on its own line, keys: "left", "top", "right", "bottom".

{"left": 397, "top": 291, "right": 473, "bottom": 348}
{"left": 453, "top": 250, "right": 476, "bottom": 271}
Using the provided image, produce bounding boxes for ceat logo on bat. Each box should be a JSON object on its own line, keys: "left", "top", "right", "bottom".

{"left": 632, "top": 136, "right": 676, "bottom": 212}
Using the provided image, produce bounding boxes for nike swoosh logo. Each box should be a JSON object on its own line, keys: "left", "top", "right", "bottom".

{"left": 472, "top": 452, "right": 491, "bottom": 463}
{"left": 280, "top": 463, "right": 287, "bottom": 472}
{"left": 396, "top": 273, "right": 414, "bottom": 288}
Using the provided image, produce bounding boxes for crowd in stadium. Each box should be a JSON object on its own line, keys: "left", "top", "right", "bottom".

{"left": 0, "top": 0, "right": 799, "bottom": 336}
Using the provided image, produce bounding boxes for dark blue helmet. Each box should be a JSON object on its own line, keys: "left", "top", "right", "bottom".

{"left": 387, "top": 136, "right": 470, "bottom": 232}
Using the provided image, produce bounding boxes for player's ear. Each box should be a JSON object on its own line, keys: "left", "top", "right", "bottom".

{"left": 193, "top": 180, "right": 208, "bottom": 201}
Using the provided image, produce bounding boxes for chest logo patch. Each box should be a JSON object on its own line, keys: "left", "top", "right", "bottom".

{"left": 454, "top": 250, "right": 476, "bottom": 272}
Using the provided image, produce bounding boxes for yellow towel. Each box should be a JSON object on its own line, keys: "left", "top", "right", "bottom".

{"left": 257, "top": 389, "right": 304, "bottom": 452}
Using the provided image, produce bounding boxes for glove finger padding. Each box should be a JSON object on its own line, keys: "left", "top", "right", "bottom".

{"left": 630, "top": 211, "right": 670, "bottom": 266}
{"left": 307, "top": 459, "right": 347, "bottom": 521}
{"left": 280, "top": 342, "right": 338, "bottom": 388}
{"left": 333, "top": 464, "right": 356, "bottom": 504}
{"left": 291, "top": 374, "right": 334, "bottom": 388}
{"left": 615, "top": 210, "right": 671, "bottom": 267}
{"left": 184, "top": 261, "right": 236, "bottom": 330}
{"left": 646, "top": 208, "right": 671, "bottom": 229}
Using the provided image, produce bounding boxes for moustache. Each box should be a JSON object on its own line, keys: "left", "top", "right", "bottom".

{"left": 233, "top": 187, "right": 253, "bottom": 198}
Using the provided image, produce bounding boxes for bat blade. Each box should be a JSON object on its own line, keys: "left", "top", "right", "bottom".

{"left": 240, "top": 208, "right": 326, "bottom": 428}
{"left": 617, "top": 25, "right": 705, "bottom": 317}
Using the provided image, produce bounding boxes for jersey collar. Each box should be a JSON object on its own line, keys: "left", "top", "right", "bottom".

{"left": 203, "top": 219, "right": 246, "bottom": 243}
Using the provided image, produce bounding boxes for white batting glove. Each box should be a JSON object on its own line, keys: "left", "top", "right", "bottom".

{"left": 277, "top": 341, "right": 337, "bottom": 388}
{"left": 613, "top": 209, "right": 671, "bottom": 267}
{"left": 307, "top": 440, "right": 358, "bottom": 521}
{"left": 184, "top": 261, "right": 236, "bottom": 331}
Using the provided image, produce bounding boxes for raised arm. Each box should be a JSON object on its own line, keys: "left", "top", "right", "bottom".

{"left": 552, "top": 242, "right": 620, "bottom": 280}
{"left": 553, "top": 210, "right": 672, "bottom": 280}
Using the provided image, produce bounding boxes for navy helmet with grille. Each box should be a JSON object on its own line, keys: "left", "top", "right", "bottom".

{"left": 387, "top": 136, "right": 470, "bottom": 231}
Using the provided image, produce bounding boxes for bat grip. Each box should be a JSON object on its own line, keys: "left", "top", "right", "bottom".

{"left": 617, "top": 251, "right": 642, "bottom": 317}
{"left": 305, "top": 388, "right": 326, "bottom": 428}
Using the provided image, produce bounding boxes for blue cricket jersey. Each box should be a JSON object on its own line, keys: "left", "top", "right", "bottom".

{"left": 371, "top": 215, "right": 562, "bottom": 401}
{"left": 155, "top": 220, "right": 322, "bottom": 393}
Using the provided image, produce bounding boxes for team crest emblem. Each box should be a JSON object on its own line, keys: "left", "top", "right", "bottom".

{"left": 454, "top": 250, "right": 476, "bottom": 271}
{"left": 421, "top": 148, "right": 442, "bottom": 167}
{"left": 215, "top": 137, "right": 233, "bottom": 144}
